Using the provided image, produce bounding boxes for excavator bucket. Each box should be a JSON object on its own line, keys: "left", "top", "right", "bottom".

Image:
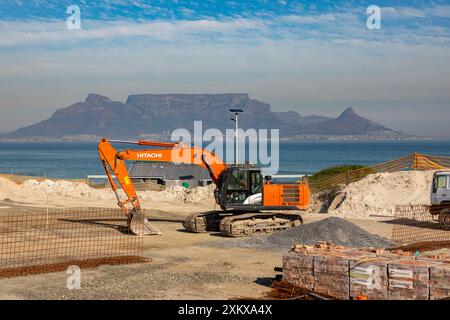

{"left": 127, "top": 210, "right": 161, "bottom": 236}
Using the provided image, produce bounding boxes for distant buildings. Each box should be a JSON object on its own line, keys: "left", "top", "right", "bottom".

{"left": 129, "top": 161, "right": 212, "bottom": 188}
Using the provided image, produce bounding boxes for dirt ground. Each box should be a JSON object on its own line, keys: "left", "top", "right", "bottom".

{"left": 0, "top": 198, "right": 403, "bottom": 300}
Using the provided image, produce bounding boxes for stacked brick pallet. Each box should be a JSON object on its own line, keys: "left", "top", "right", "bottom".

{"left": 349, "top": 256, "right": 390, "bottom": 300}
{"left": 282, "top": 242, "right": 450, "bottom": 300}
{"left": 429, "top": 263, "right": 450, "bottom": 299}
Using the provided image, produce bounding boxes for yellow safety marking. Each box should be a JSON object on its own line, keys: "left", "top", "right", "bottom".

{"left": 124, "top": 176, "right": 131, "bottom": 185}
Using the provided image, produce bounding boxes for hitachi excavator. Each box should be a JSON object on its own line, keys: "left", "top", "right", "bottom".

{"left": 98, "top": 138, "right": 310, "bottom": 236}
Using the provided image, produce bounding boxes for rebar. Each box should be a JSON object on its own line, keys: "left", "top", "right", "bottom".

{"left": 0, "top": 208, "right": 145, "bottom": 278}
{"left": 265, "top": 280, "right": 334, "bottom": 300}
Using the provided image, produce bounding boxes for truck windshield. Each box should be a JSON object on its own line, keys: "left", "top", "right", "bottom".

{"left": 433, "top": 175, "right": 448, "bottom": 192}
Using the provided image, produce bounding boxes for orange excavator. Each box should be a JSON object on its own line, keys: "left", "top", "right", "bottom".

{"left": 98, "top": 138, "right": 310, "bottom": 236}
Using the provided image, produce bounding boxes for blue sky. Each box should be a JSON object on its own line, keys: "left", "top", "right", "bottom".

{"left": 0, "top": 0, "right": 450, "bottom": 136}
{"left": 1, "top": 1, "right": 449, "bottom": 22}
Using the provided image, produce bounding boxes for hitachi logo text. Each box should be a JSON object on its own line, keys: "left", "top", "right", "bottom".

{"left": 137, "top": 153, "right": 163, "bottom": 159}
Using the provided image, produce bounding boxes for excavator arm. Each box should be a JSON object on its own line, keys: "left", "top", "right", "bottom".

{"left": 97, "top": 138, "right": 227, "bottom": 235}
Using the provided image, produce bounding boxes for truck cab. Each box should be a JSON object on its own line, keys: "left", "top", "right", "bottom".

{"left": 431, "top": 171, "right": 450, "bottom": 206}
{"left": 431, "top": 171, "right": 450, "bottom": 228}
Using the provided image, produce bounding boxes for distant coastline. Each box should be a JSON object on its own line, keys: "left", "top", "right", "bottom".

{"left": 0, "top": 134, "right": 437, "bottom": 143}
{"left": 1, "top": 140, "right": 449, "bottom": 180}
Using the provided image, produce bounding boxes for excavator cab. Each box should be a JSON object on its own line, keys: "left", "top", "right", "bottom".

{"left": 215, "top": 166, "right": 263, "bottom": 210}
{"left": 214, "top": 165, "right": 310, "bottom": 212}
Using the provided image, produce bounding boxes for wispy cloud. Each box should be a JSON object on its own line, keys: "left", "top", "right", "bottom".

{"left": 0, "top": 18, "right": 267, "bottom": 47}
{"left": 1, "top": 4, "right": 450, "bottom": 50}
{"left": 383, "top": 4, "right": 450, "bottom": 19}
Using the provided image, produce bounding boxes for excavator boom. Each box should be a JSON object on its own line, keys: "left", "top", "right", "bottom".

{"left": 97, "top": 138, "right": 227, "bottom": 235}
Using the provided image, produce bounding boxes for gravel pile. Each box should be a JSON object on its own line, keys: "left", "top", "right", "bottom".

{"left": 205, "top": 217, "right": 390, "bottom": 251}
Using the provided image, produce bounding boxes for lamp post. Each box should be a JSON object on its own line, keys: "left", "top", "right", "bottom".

{"left": 229, "top": 109, "right": 244, "bottom": 165}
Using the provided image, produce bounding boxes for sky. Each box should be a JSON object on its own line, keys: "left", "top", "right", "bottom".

{"left": 0, "top": 1, "right": 450, "bottom": 137}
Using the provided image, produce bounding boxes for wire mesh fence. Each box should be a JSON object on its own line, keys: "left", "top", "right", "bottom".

{"left": 0, "top": 208, "right": 146, "bottom": 278}
{"left": 309, "top": 153, "right": 450, "bottom": 193}
{"left": 389, "top": 204, "right": 450, "bottom": 252}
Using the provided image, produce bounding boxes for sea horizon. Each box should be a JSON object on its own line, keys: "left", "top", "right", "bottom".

{"left": 1, "top": 140, "right": 449, "bottom": 180}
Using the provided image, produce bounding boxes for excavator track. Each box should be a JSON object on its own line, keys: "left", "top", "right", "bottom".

{"left": 219, "top": 212, "right": 303, "bottom": 237}
{"left": 183, "top": 211, "right": 233, "bottom": 233}
{"left": 184, "top": 211, "right": 303, "bottom": 236}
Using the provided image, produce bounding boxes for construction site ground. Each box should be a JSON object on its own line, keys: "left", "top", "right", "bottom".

{"left": 0, "top": 199, "right": 443, "bottom": 300}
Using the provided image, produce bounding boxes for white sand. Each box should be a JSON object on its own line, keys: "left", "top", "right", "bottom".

{"left": 0, "top": 170, "right": 435, "bottom": 218}
{"left": 328, "top": 170, "right": 434, "bottom": 218}
{"left": 0, "top": 177, "right": 215, "bottom": 211}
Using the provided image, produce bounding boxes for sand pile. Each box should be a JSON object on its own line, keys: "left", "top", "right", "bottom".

{"left": 139, "top": 185, "right": 215, "bottom": 204}
{"left": 204, "top": 217, "right": 390, "bottom": 251}
{"left": 21, "top": 179, "right": 110, "bottom": 198}
{"left": 0, "top": 177, "right": 214, "bottom": 206}
{"left": 0, "top": 177, "right": 21, "bottom": 201}
{"left": 328, "top": 170, "right": 434, "bottom": 218}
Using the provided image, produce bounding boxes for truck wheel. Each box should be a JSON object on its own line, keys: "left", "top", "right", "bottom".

{"left": 438, "top": 209, "right": 450, "bottom": 229}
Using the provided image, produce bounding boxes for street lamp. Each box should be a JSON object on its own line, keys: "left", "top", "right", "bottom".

{"left": 230, "top": 108, "right": 244, "bottom": 165}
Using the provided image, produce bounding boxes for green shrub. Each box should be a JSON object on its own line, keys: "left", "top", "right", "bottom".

{"left": 309, "top": 165, "right": 372, "bottom": 184}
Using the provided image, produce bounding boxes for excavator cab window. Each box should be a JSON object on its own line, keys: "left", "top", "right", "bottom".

{"left": 228, "top": 170, "right": 248, "bottom": 191}
{"left": 225, "top": 169, "right": 262, "bottom": 204}
{"left": 250, "top": 171, "right": 262, "bottom": 194}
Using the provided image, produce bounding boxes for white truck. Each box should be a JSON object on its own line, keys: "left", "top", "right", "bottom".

{"left": 430, "top": 171, "right": 450, "bottom": 228}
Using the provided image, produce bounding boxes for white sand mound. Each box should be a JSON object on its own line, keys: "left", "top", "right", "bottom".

{"left": 21, "top": 179, "right": 103, "bottom": 198}
{"left": 328, "top": 170, "right": 434, "bottom": 218}
{"left": 0, "top": 177, "right": 214, "bottom": 206}
{"left": 138, "top": 185, "right": 215, "bottom": 204}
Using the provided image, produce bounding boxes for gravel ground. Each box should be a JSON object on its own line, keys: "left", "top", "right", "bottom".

{"left": 15, "top": 256, "right": 248, "bottom": 300}
{"left": 203, "top": 217, "right": 390, "bottom": 251}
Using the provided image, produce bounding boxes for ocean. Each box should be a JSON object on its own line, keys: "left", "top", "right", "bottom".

{"left": 0, "top": 140, "right": 449, "bottom": 179}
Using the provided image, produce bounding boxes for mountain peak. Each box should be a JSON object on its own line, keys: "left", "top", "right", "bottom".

{"left": 339, "top": 107, "right": 358, "bottom": 117}
{"left": 300, "top": 107, "right": 393, "bottom": 135}
{"left": 85, "top": 93, "right": 112, "bottom": 105}
{"left": 2, "top": 94, "right": 401, "bottom": 139}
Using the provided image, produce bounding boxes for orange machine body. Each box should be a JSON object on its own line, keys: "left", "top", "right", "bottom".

{"left": 262, "top": 181, "right": 310, "bottom": 209}
{"left": 98, "top": 138, "right": 310, "bottom": 216}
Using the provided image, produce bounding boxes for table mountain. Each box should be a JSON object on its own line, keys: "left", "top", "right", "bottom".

{"left": 2, "top": 93, "right": 402, "bottom": 140}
